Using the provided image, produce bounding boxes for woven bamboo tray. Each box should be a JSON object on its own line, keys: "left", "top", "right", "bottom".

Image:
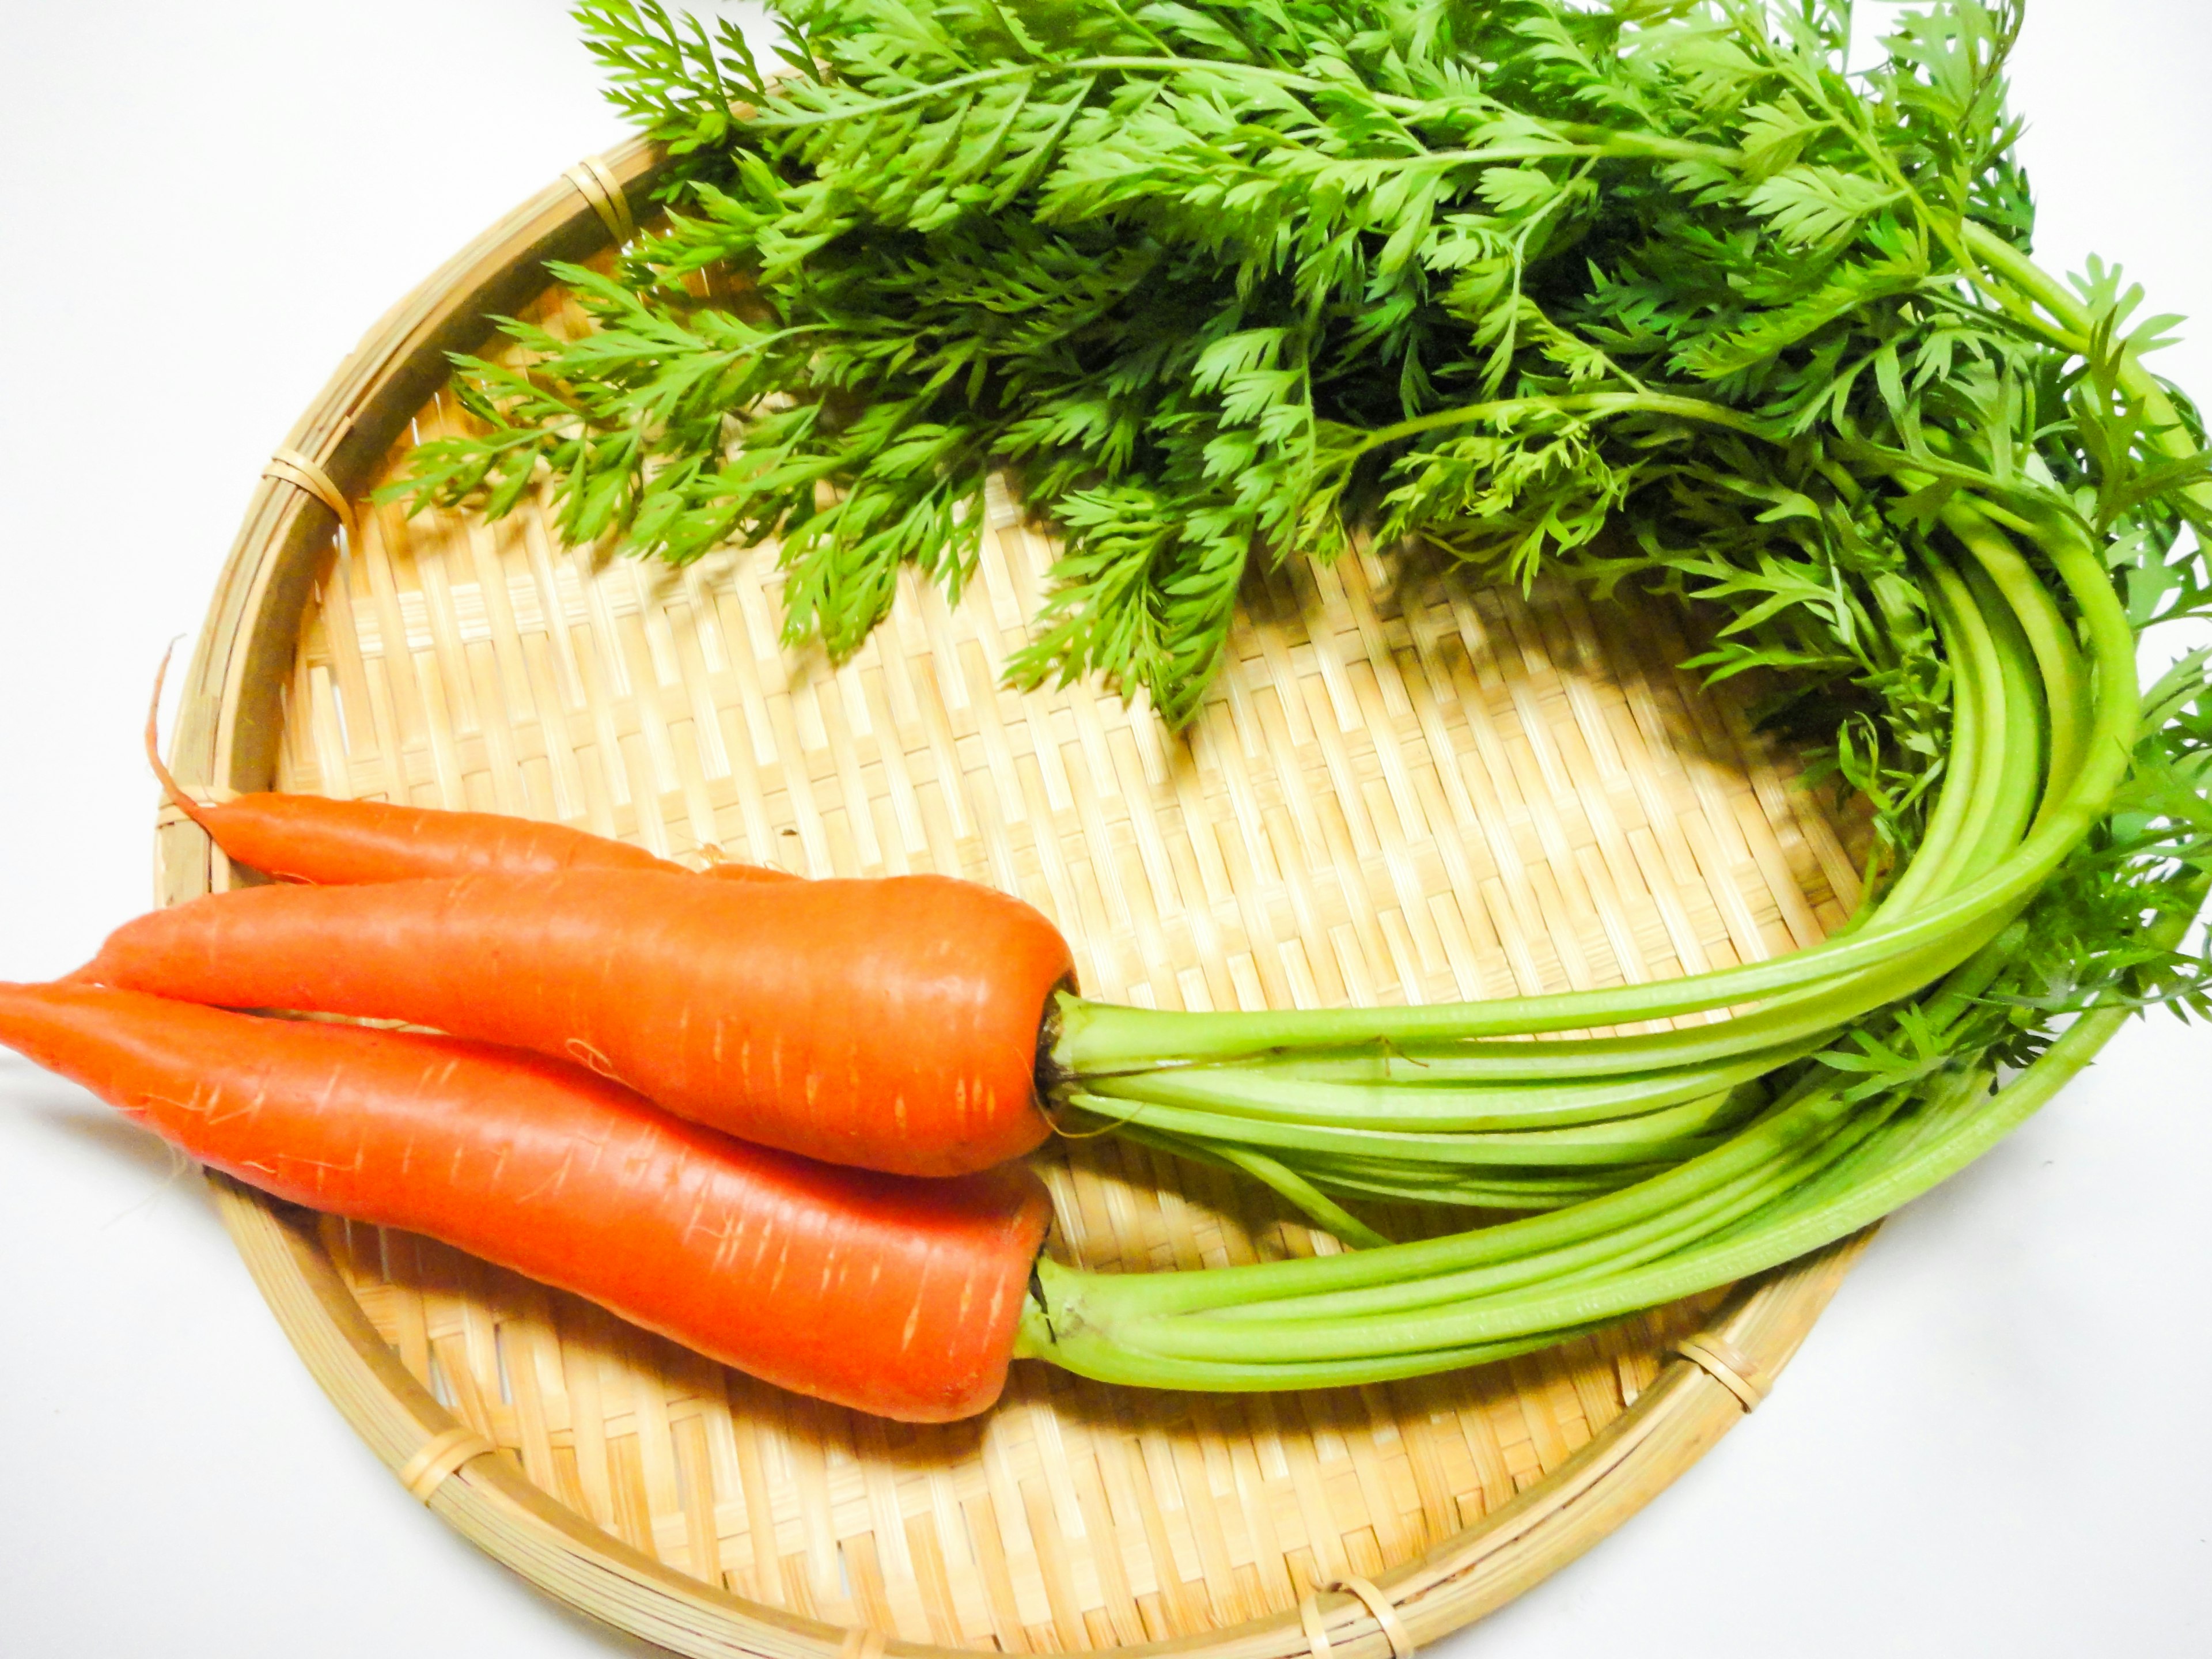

{"left": 155, "top": 137, "right": 1876, "bottom": 1659}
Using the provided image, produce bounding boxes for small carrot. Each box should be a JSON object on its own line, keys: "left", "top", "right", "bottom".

{"left": 147, "top": 648, "right": 796, "bottom": 886}
{"left": 82, "top": 869, "right": 1074, "bottom": 1177}
{"left": 0, "top": 980, "right": 1049, "bottom": 1421}
{"left": 164, "top": 784, "right": 703, "bottom": 884}
{"left": 698, "top": 860, "right": 804, "bottom": 884}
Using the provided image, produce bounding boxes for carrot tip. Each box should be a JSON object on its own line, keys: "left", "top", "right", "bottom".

{"left": 145, "top": 639, "right": 223, "bottom": 844}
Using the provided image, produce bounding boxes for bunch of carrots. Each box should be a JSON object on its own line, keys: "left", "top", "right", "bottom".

{"left": 20, "top": 0, "right": 2212, "bottom": 1430}
{"left": 10, "top": 570, "right": 2208, "bottom": 1423}
{"left": 10, "top": 732, "right": 1075, "bottom": 1422}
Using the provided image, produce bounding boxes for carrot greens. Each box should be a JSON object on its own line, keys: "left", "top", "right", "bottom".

{"left": 384, "top": 0, "right": 2212, "bottom": 1389}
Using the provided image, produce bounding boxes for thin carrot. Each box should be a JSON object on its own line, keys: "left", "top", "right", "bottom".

{"left": 164, "top": 785, "right": 696, "bottom": 884}
{"left": 82, "top": 869, "right": 1074, "bottom": 1177}
{"left": 698, "top": 861, "right": 803, "bottom": 883}
{"left": 146, "top": 647, "right": 796, "bottom": 885}
{"left": 167, "top": 784, "right": 801, "bottom": 886}
{"left": 0, "top": 980, "right": 1049, "bottom": 1421}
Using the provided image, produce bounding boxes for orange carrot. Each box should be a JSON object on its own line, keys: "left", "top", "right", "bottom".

{"left": 166, "top": 786, "right": 698, "bottom": 883}
{"left": 0, "top": 980, "right": 1048, "bottom": 1421}
{"left": 697, "top": 860, "right": 804, "bottom": 884}
{"left": 146, "top": 653, "right": 795, "bottom": 886}
{"left": 166, "top": 782, "right": 804, "bottom": 886}
{"left": 142, "top": 664, "right": 669, "bottom": 882}
{"left": 82, "top": 870, "right": 1073, "bottom": 1177}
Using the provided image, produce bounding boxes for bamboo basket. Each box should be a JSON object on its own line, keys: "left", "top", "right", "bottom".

{"left": 156, "top": 137, "right": 1876, "bottom": 1659}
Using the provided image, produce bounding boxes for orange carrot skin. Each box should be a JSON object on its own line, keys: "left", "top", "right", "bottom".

{"left": 85, "top": 870, "right": 1071, "bottom": 1177}
{"left": 0, "top": 982, "right": 1046, "bottom": 1421}
{"left": 184, "top": 792, "right": 701, "bottom": 884}
{"left": 698, "top": 860, "right": 804, "bottom": 883}
{"left": 190, "top": 791, "right": 802, "bottom": 885}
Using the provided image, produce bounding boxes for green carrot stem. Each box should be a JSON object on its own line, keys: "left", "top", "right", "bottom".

{"left": 1202, "top": 1146, "right": 1394, "bottom": 1249}
{"left": 1184, "top": 1095, "right": 1895, "bottom": 1329}
{"left": 1029, "top": 1068, "right": 1846, "bottom": 1327}
{"left": 1090, "top": 927, "right": 1969, "bottom": 1083}
{"left": 1868, "top": 551, "right": 1993, "bottom": 918}
{"left": 1019, "top": 916, "right": 2067, "bottom": 1343}
{"left": 1927, "top": 550, "right": 2047, "bottom": 880}
{"left": 1052, "top": 507, "right": 2137, "bottom": 1066}
{"left": 1052, "top": 559, "right": 2052, "bottom": 1221}
{"left": 1073, "top": 1046, "right": 1802, "bottom": 1130}
{"left": 1063, "top": 1084, "right": 1758, "bottom": 1167}
{"left": 1350, "top": 390, "right": 1775, "bottom": 452}
{"left": 1942, "top": 500, "right": 2090, "bottom": 810}
{"left": 1059, "top": 1080, "right": 1893, "bottom": 1364}
{"left": 1021, "top": 862, "right": 2204, "bottom": 1391}
{"left": 1014, "top": 1325, "right": 1601, "bottom": 1395}
{"left": 1261, "top": 1161, "right": 1649, "bottom": 1207}
{"left": 1856, "top": 544, "right": 2039, "bottom": 923}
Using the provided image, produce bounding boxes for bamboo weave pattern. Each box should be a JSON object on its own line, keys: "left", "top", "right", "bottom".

{"left": 257, "top": 287, "right": 1862, "bottom": 1652}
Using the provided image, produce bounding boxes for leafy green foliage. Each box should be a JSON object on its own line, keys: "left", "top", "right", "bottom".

{"left": 385, "top": 0, "right": 2196, "bottom": 840}
{"left": 365, "top": 0, "right": 2212, "bottom": 1321}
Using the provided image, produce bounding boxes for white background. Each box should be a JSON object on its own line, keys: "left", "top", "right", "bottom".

{"left": 2, "top": 2, "right": 2208, "bottom": 1653}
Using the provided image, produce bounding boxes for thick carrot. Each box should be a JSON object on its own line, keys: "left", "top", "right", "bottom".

{"left": 0, "top": 980, "right": 1048, "bottom": 1421}
{"left": 82, "top": 870, "right": 1074, "bottom": 1177}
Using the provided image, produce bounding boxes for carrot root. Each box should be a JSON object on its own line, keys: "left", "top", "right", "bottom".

{"left": 0, "top": 981, "right": 1047, "bottom": 1421}
{"left": 84, "top": 870, "right": 1072, "bottom": 1176}
{"left": 143, "top": 646, "right": 785, "bottom": 886}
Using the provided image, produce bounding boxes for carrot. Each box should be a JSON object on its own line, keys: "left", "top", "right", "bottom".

{"left": 165, "top": 785, "right": 697, "bottom": 884}
{"left": 165, "top": 778, "right": 806, "bottom": 885}
{"left": 81, "top": 869, "right": 1074, "bottom": 1177}
{"left": 698, "top": 860, "right": 804, "bottom": 884}
{"left": 146, "top": 649, "right": 796, "bottom": 886}
{"left": 166, "top": 785, "right": 801, "bottom": 887}
{"left": 0, "top": 980, "right": 1049, "bottom": 1421}
{"left": 153, "top": 745, "right": 796, "bottom": 885}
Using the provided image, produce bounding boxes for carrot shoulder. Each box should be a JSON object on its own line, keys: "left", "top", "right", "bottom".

{"left": 82, "top": 870, "right": 1073, "bottom": 1177}
{"left": 0, "top": 981, "right": 1047, "bottom": 1421}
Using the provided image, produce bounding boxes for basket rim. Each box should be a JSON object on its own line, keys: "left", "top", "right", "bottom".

{"left": 156, "top": 133, "right": 1874, "bottom": 1659}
